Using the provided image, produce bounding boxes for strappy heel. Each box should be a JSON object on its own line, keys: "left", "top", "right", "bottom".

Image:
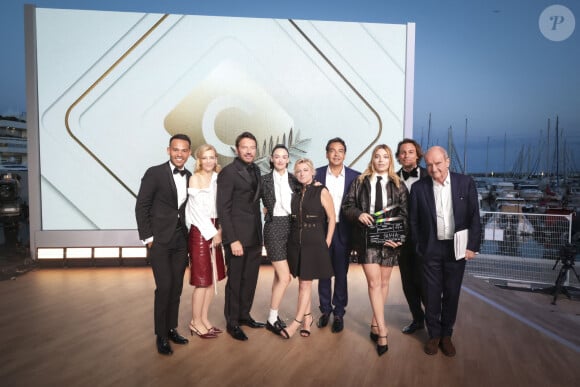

{"left": 377, "top": 335, "right": 389, "bottom": 356}
{"left": 189, "top": 321, "right": 218, "bottom": 339}
{"left": 370, "top": 325, "right": 379, "bottom": 342}
{"left": 281, "top": 318, "right": 303, "bottom": 340}
{"left": 300, "top": 313, "right": 313, "bottom": 337}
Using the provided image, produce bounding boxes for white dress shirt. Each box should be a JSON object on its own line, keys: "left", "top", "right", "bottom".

{"left": 273, "top": 170, "right": 292, "bottom": 216}
{"left": 325, "top": 166, "right": 345, "bottom": 221}
{"left": 170, "top": 161, "right": 188, "bottom": 209}
{"left": 433, "top": 173, "right": 455, "bottom": 240}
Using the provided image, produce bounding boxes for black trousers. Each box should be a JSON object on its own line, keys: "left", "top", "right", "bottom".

{"left": 149, "top": 230, "right": 188, "bottom": 337}
{"left": 399, "top": 243, "right": 425, "bottom": 323}
{"left": 223, "top": 244, "right": 262, "bottom": 327}
{"left": 423, "top": 240, "right": 466, "bottom": 339}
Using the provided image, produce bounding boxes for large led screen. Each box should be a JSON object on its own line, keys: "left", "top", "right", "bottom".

{"left": 33, "top": 8, "right": 413, "bottom": 231}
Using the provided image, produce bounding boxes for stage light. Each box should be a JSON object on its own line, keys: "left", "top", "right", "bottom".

{"left": 37, "top": 248, "right": 64, "bottom": 259}
{"left": 65, "top": 247, "right": 92, "bottom": 259}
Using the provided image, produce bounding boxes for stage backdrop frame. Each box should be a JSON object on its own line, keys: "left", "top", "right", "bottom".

{"left": 25, "top": 5, "right": 415, "bottom": 260}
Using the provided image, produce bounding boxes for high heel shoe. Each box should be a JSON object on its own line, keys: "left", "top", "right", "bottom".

{"left": 281, "top": 318, "right": 302, "bottom": 340}
{"left": 208, "top": 327, "right": 222, "bottom": 335}
{"left": 370, "top": 325, "right": 379, "bottom": 342}
{"left": 300, "top": 313, "right": 313, "bottom": 337}
{"left": 377, "top": 335, "right": 389, "bottom": 356}
{"left": 189, "top": 322, "right": 218, "bottom": 339}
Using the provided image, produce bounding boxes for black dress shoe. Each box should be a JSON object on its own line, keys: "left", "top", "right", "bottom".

{"left": 402, "top": 321, "right": 424, "bottom": 334}
{"left": 317, "top": 313, "right": 330, "bottom": 328}
{"left": 277, "top": 316, "right": 287, "bottom": 328}
{"left": 156, "top": 336, "right": 173, "bottom": 355}
{"left": 227, "top": 325, "right": 248, "bottom": 341}
{"left": 266, "top": 320, "right": 283, "bottom": 336}
{"left": 168, "top": 328, "right": 189, "bottom": 344}
{"left": 331, "top": 317, "right": 344, "bottom": 333}
{"left": 239, "top": 317, "right": 265, "bottom": 328}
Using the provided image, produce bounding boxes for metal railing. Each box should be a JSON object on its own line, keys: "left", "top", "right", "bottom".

{"left": 466, "top": 210, "right": 579, "bottom": 288}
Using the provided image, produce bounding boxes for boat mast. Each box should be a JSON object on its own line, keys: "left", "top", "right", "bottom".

{"left": 463, "top": 118, "right": 468, "bottom": 174}
{"left": 556, "top": 115, "right": 560, "bottom": 188}
{"left": 546, "top": 118, "right": 550, "bottom": 179}
{"left": 485, "top": 136, "right": 489, "bottom": 177}
{"left": 427, "top": 112, "right": 432, "bottom": 148}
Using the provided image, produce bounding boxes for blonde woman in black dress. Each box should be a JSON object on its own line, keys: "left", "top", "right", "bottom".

{"left": 283, "top": 158, "right": 335, "bottom": 338}
{"left": 260, "top": 145, "right": 300, "bottom": 337}
{"left": 342, "top": 144, "right": 408, "bottom": 356}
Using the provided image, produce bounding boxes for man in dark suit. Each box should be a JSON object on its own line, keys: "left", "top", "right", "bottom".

{"left": 315, "top": 137, "right": 360, "bottom": 333}
{"left": 395, "top": 138, "right": 428, "bottom": 335}
{"left": 135, "top": 134, "right": 192, "bottom": 356}
{"left": 409, "top": 145, "right": 481, "bottom": 357}
{"left": 217, "top": 131, "right": 265, "bottom": 341}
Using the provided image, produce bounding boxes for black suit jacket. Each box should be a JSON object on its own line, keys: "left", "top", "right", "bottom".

{"left": 217, "top": 158, "right": 263, "bottom": 247}
{"left": 260, "top": 171, "right": 300, "bottom": 223}
{"left": 409, "top": 171, "right": 481, "bottom": 258}
{"left": 135, "top": 162, "right": 191, "bottom": 244}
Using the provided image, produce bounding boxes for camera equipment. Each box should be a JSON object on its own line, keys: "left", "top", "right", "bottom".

{"left": 550, "top": 242, "right": 580, "bottom": 305}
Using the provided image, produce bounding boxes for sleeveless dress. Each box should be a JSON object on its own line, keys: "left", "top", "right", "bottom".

{"left": 185, "top": 172, "right": 226, "bottom": 287}
{"left": 287, "top": 184, "right": 334, "bottom": 280}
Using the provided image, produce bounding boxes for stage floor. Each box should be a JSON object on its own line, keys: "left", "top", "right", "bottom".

{"left": 0, "top": 264, "right": 578, "bottom": 386}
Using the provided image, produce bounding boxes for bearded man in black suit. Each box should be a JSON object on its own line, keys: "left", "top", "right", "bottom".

{"left": 135, "top": 134, "right": 192, "bottom": 355}
{"left": 217, "top": 131, "right": 265, "bottom": 341}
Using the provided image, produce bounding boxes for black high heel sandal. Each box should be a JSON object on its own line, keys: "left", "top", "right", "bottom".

{"left": 281, "top": 318, "right": 303, "bottom": 340}
{"left": 377, "top": 335, "right": 389, "bottom": 356}
{"left": 370, "top": 324, "right": 379, "bottom": 342}
{"left": 300, "top": 313, "right": 313, "bottom": 337}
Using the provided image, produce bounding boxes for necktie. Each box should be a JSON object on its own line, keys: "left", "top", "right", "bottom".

{"left": 173, "top": 167, "right": 186, "bottom": 176}
{"left": 375, "top": 176, "right": 383, "bottom": 211}
{"left": 402, "top": 168, "right": 418, "bottom": 180}
{"left": 247, "top": 164, "right": 258, "bottom": 187}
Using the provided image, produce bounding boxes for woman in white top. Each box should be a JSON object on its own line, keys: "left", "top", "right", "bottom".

{"left": 185, "top": 144, "right": 226, "bottom": 339}
{"left": 260, "top": 145, "right": 300, "bottom": 337}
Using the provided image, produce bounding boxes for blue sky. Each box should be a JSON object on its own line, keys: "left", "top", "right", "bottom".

{"left": 1, "top": 0, "right": 579, "bottom": 173}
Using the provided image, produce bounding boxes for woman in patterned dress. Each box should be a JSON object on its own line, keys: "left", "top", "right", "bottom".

{"left": 260, "top": 145, "right": 300, "bottom": 337}
{"left": 185, "top": 144, "right": 226, "bottom": 339}
{"left": 342, "top": 144, "right": 408, "bottom": 355}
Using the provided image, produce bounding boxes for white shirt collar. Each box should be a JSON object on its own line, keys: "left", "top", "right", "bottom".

{"left": 326, "top": 165, "right": 345, "bottom": 177}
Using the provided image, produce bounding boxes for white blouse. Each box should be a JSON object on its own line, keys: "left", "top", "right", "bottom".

{"left": 273, "top": 169, "right": 293, "bottom": 216}
{"left": 185, "top": 172, "right": 219, "bottom": 241}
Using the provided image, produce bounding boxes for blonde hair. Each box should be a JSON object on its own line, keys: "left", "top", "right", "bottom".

{"left": 293, "top": 158, "right": 315, "bottom": 180}
{"left": 194, "top": 144, "right": 221, "bottom": 173}
{"left": 359, "top": 144, "right": 401, "bottom": 188}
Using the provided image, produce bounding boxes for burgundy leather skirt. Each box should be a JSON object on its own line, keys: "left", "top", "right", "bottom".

{"left": 188, "top": 219, "right": 226, "bottom": 287}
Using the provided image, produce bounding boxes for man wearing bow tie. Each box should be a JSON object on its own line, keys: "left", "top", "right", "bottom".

{"left": 395, "top": 139, "right": 428, "bottom": 335}
{"left": 135, "top": 134, "right": 192, "bottom": 355}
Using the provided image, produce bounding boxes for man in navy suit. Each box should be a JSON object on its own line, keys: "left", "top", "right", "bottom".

{"left": 135, "top": 134, "right": 192, "bottom": 355}
{"left": 315, "top": 138, "right": 360, "bottom": 333}
{"left": 396, "top": 139, "right": 429, "bottom": 335}
{"left": 409, "top": 146, "right": 481, "bottom": 357}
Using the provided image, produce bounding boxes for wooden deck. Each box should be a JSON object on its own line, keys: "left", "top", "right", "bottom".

{"left": 0, "top": 264, "right": 578, "bottom": 386}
